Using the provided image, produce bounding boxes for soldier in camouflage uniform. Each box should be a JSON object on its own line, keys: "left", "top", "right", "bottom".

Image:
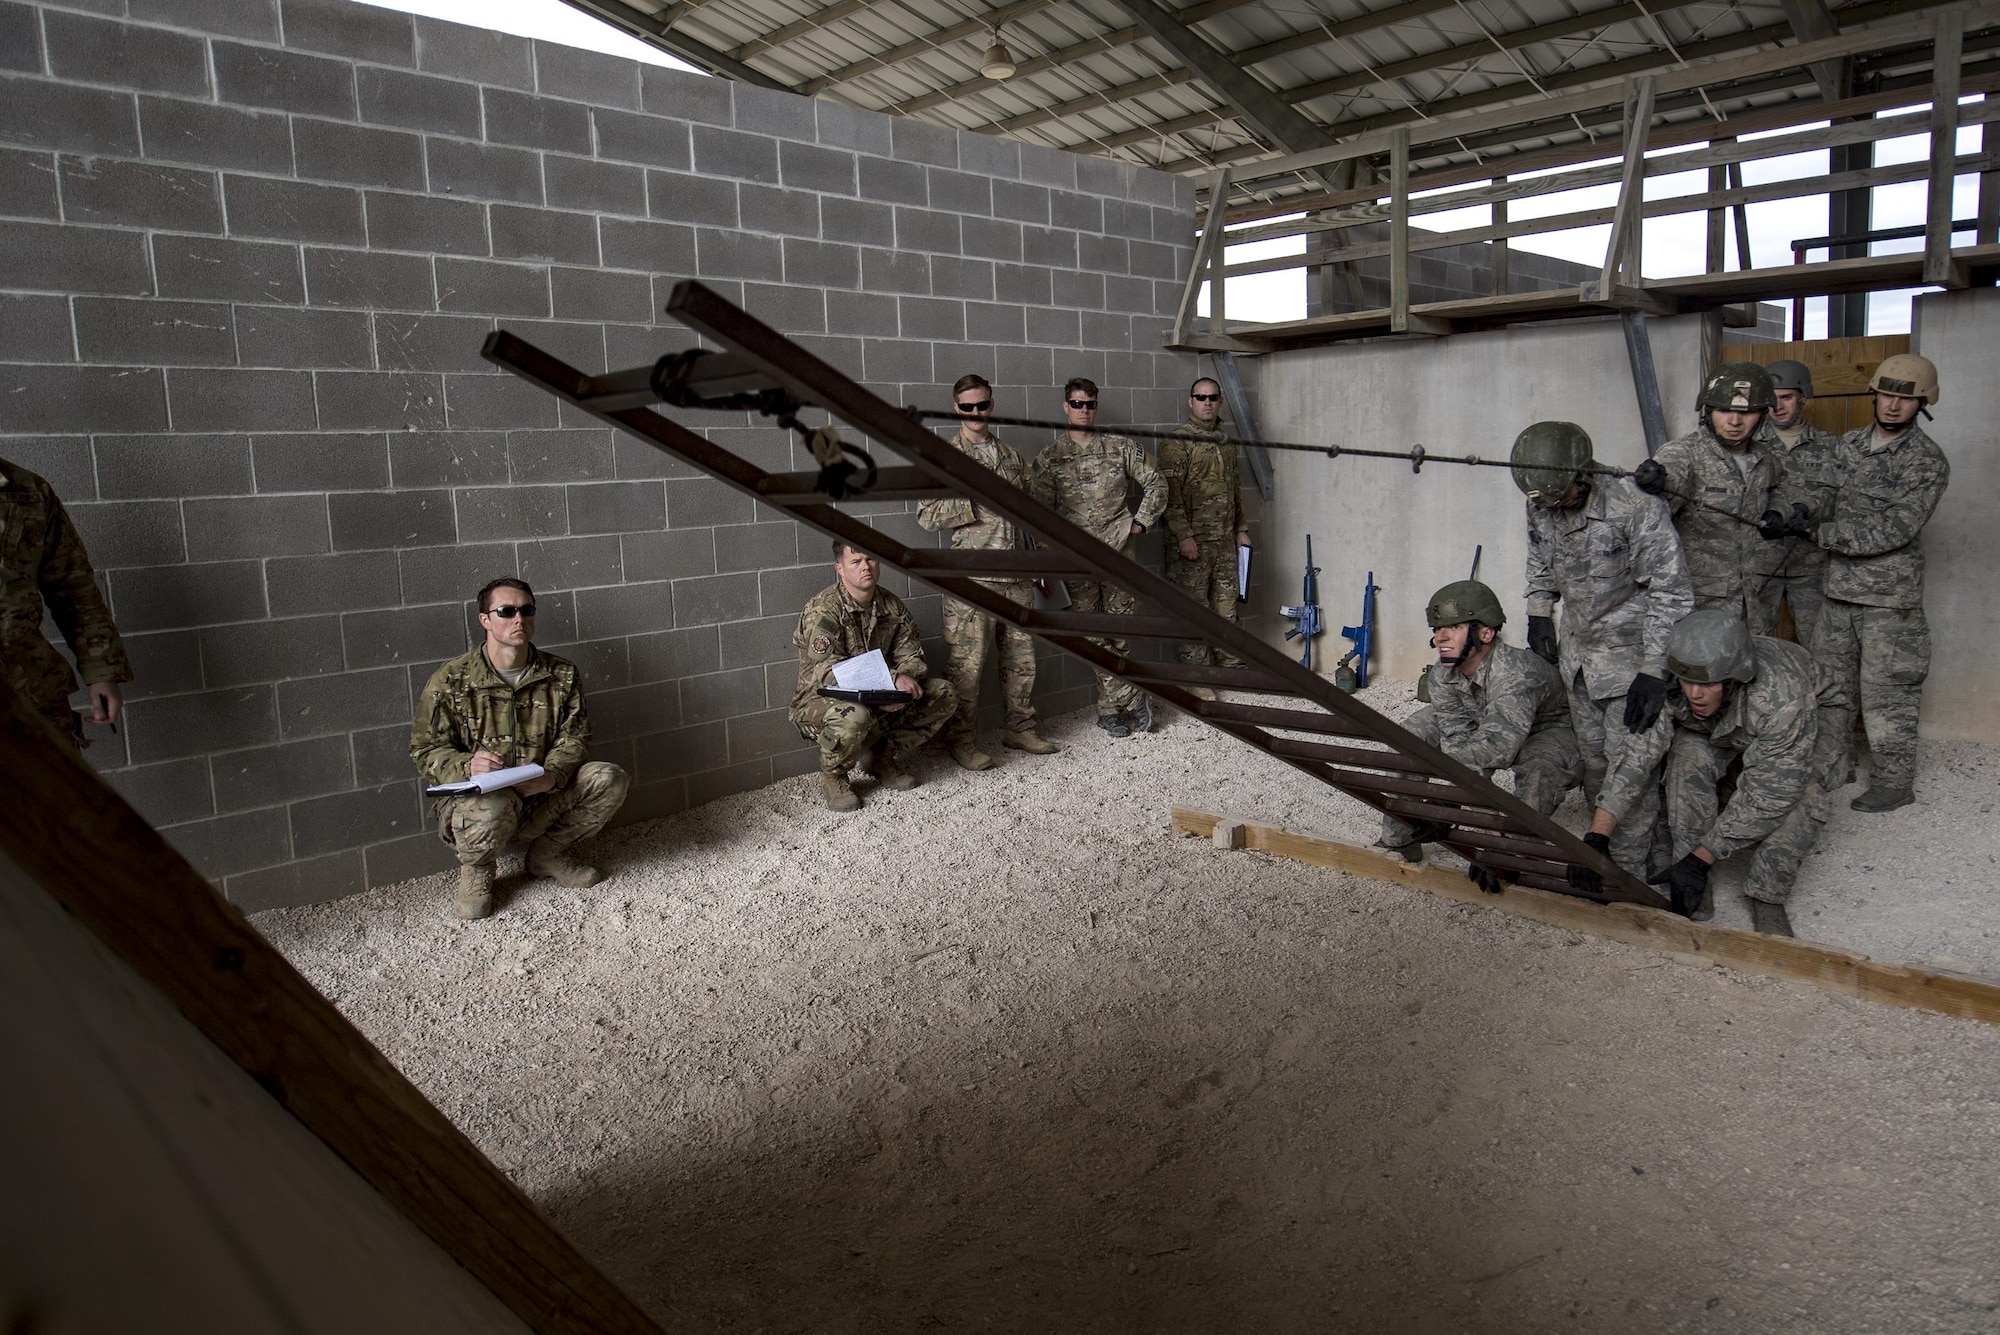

{"left": 1582, "top": 609, "right": 1831, "bottom": 935}
{"left": 916, "top": 374, "right": 1058, "bottom": 771}
{"left": 1379, "top": 580, "right": 1581, "bottom": 862}
{"left": 1762, "top": 354, "right": 1951, "bottom": 814}
{"left": 412, "top": 578, "right": 631, "bottom": 920}
{"left": 1748, "top": 360, "right": 1842, "bottom": 646}
{"left": 1029, "top": 376, "right": 1167, "bottom": 738}
{"left": 1632, "top": 362, "right": 1782, "bottom": 633}
{"left": 791, "top": 540, "right": 956, "bottom": 812}
{"left": 0, "top": 456, "right": 131, "bottom": 746}
{"left": 1158, "top": 377, "right": 1251, "bottom": 684}
{"left": 1515, "top": 421, "right": 1694, "bottom": 878}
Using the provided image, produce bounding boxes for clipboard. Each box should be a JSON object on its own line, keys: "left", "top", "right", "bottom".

{"left": 817, "top": 687, "right": 916, "bottom": 706}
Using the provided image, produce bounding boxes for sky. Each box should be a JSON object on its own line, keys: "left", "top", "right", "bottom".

{"left": 358, "top": 0, "right": 703, "bottom": 71}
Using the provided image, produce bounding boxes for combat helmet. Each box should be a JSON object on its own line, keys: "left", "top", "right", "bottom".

{"left": 1697, "top": 361, "right": 1777, "bottom": 414}
{"left": 1510, "top": 421, "right": 1594, "bottom": 501}
{"left": 1666, "top": 608, "right": 1757, "bottom": 685}
{"left": 1425, "top": 580, "right": 1505, "bottom": 630}
{"left": 1868, "top": 353, "right": 1939, "bottom": 406}
{"left": 1765, "top": 360, "right": 1814, "bottom": 397}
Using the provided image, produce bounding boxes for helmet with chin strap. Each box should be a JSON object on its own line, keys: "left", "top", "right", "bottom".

{"left": 1509, "top": 421, "right": 1594, "bottom": 503}
{"left": 1666, "top": 608, "right": 1757, "bottom": 685}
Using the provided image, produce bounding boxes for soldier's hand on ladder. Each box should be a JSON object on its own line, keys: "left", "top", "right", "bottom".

{"left": 1565, "top": 830, "right": 1612, "bottom": 894}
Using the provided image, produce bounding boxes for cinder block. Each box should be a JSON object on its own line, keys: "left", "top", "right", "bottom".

{"left": 1127, "top": 237, "right": 1178, "bottom": 281}
{"left": 182, "top": 493, "right": 329, "bottom": 562}
{"left": 277, "top": 663, "right": 408, "bottom": 737}
{"left": 490, "top": 204, "right": 599, "bottom": 266}
{"left": 197, "top": 613, "right": 344, "bottom": 687}
{"left": 820, "top": 195, "right": 892, "bottom": 246}
{"left": 397, "top": 540, "right": 514, "bottom": 605}
{"left": 453, "top": 482, "right": 565, "bottom": 539}
{"left": 315, "top": 370, "right": 446, "bottom": 431}
{"left": 565, "top": 479, "right": 664, "bottom": 534}
{"left": 139, "top": 96, "right": 293, "bottom": 173}
{"left": 860, "top": 247, "right": 928, "bottom": 296}
{"left": 0, "top": 294, "right": 70, "bottom": 362}
{"left": 1075, "top": 155, "right": 1127, "bottom": 199}
{"left": 444, "top": 372, "right": 559, "bottom": 431}
{"left": 927, "top": 166, "right": 990, "bottom": 216}
{"left": 929, "top": 256, "right": 995, "bottom": 301}
{"left": 611, "top": 425, "right": 699, "bottom": 482}
{"left": 0, "top": 78, "right": 137, "bottom": 156}
{"left": 777, "top": 140, "right": 855, "bottom": 195}
{"left": 730, "top": 83, "right": 812, "bottom": 140}
{"left": 996, "top": 343, "right": 1052, "bottom": 388}
{"left": 390, "top": 429, "right": 508, "bottom": 486}
{"left": 327, "top": 487, "right": 453, "bottom": 550}
{"left": 293, "top": 117, "right": 424, "bottom": 191}
{"left": 627, "top": 625, "right": 717, "bottom": 683}
{"left": 755, "top": 562, "right": 827, "bottom": 618}
{"left": 1081, "top": 310, "right": 1131, "bottom": 352}
{"left": 894, "top": 296, "right": 962, "bottom": 342}
{"left": 425, "top": 138, "right": 542, "bottom": 205}
{"left": 544, "top": 154, "right": 644, "bottom": 216}
{"left": 44, "top": 12, "right": 210, "bottom": 96}
{"left": 0, "top": 148, "right": 58, "bottom": 221}
{"left": 890, "top": 117, "right": 955, "bottom": 168}
{"left": 505, "top": 318, "right": 605, "bottom": 374}
{"left": 67, "top": 499, "right": 186, "bottom": 567}
{"left": 691, "top": 125, "right": 779, "bottom": 184}
{"left": 678, "top": 665, "right": 765, "bottom": 725}
{"left": 362, "top": 829, "right": 454, "bottom": 888}
{"left": 96, "top": 434, "right": 250, "bottom": 500}
{"left": 104, "top": 755, "right": 214, "bottom": 827}
{"left": 593, "top": 107, "right": 690, "bottom": 170}
{"left": 253, "top": 432, "right": 389, "bottom": 491}
{"left": 693, "top": 226, "right": 780, "bottom": 281}
{"left": 632, "top": 719, "right": 726, "bottom": 781}
{"left": 1078, "top": 232, "right": 1127, "bottom": 273}
{"left": 1026, "top": 304, "right": 1080, "bottom": 346}
{"left": 598, "top": 217, "right": 695, "bottom": 275}
{"left": 532, "top": 42, "right": 639, "bottom": 108}
{"left": 226, "top": 849, "right": 364, "bottom": 911}
{"left": 74, "top": 297, "right": 236, "bottom": 367}
{"left": 372, "top": 311, "right": 492, "bottom": 373}
{"left": 894, "top": 206, "right": 961, "bottom": 255}
{"left": 727, "top": 707, "right": 808, "bottom": 763}
{"left": 154, "top": 233, "right": 303, "bottom": 304}
{"left": 571, "top": 579, "right": 673, "bottom": 638}
{"left": 742, "top": 281, "right": 823, "bottom": 334}
{"left": 543, "top": 636, "right": 627, "bottom": 691}
{"left": 643, "top": 169, "right": 735, "bottom": 227}
{"left": 212, "top": 41, "right": 355, "bottom": 119}
{"left": 356, "top": 65, "right": 479, "bottom": 136}
{"left": 668, "top": 570, "right": 757, "bottom": 627}
{"left": 280, "top": 0, "right": 414, "bottom": 65}
{"left": 1022, "top": 225, "right": 1078, "bottom": 268}
{"left": 709, "top": 521, "right": 793, "bottom": 574}
{"left": 965, "top": 301, "right": 1025, "bottom": 344}
{"left": 110, "top": 560, "right": 266, "bottom": 633}
{"left": 59, "top": 156, "right": 221, "bottom": 233}
{"left": 994, "top": 262, "right": 1051, "bottom": 306}
{"left": 550, "top": 266, "right": 650, "bottom": 323}
{"left": 585, "top": 681, "right": 673, "bottom": 740}
{"left": 224, "top": 174, "right": 364, "bottom": 246}
{"left": 235, "top": 304, "right": 367, "bottom": 370}
{"left": 1104, "top": 274, "right": 1152, "bottom": 315}
{"left": 992, "top": 179, "right": 1050, "bottom": 225}
{"left": 507, "top": 427, "right": 613, "bottom": 483}
{"left": 0, "top": 364, "right": 165, "bottom": 433}
{"left": 162, "top": 367, "right": 311, "bottom": 432}
{"left": 349, "top": 720, "right": 410, "bottom": 786}
{"left": 265, "top": 548, "right": 399, "bottom": 615}
{"left": 343, "top": 602, "right": 473, "bottom": 669}
{"left": 1051, "top": 269, "right": 1104, "bottom": 309}
{"left": 517, "top": 533, "right": 621, "bottom": 589}
{"left": 290, "top": 779, "right": 422, "bottom": 859}
{"left": 482, "top": 86, "right": 589, "bottom": 154}
{"left": 415, "top": 17, "right": 532, "bottom": 90}
{"left": 1050, "top": 190, "right": 1100, "bottom": 232}
{"left": 434, "top": 256, "right": 548, "bottom": 316}
{"left": 0, "top": 2, "right": 38, "bottom": 71}
{"left": 717, "top": 610, "right": 793, "bottom": 666}
{"left": 861, "top": 338, "right": 931, "bottom": 385}
{"left": 120, "top": 628, "right": 205, "bottom": 701}
{"left": 685, "top": 756, "right": 769, "bottom": 807}
{"left": 0, "top": 435, "right": 93, "bottom": 497}
{"left": 736, "top": 182, "right": 817, "bottom": 239}
{"left": 823, "top": 288, "right": 896, "bottom": 339}
{"left": 620, "top": 527, "right": 711, "bottom": 583}
{"left": 661, "top": 476, "right": 749, "bottom": 529}
{"left": 814, "top": 100, "right": 888, "bottom": 156}
{"left": 160, "top": 804, "right": 290, "bottom": 878}
{"left": 129, "top": 0, "right": 278, "bottom": 42}
{"left": 1100, "top": 198, "right": 1145, "bottom": 240}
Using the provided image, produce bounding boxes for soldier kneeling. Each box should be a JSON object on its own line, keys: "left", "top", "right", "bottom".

{"left": 1379, "top": 580, "right": 1582, "bottom": 864}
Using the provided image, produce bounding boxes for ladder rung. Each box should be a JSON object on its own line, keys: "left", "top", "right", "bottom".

{"left": 1380, "top": 795, "right": 1525, "bottom": 835}
{"left": 1308, "top": 764, "right": 1483, "bottom": 807}
{"left": 1265, "top": 737, "right": 1438, "bottom": 775}
{"left": 1028, "top": 611, "right": 1189, "bottom": 639}
{"left": 903, "top": 550, "right": 1098, "bottom": 581}
{"left": 1124, "top": 661, "right": 1294, "bottom": 692}
{"left": 756, "top": 466, "right": 955, "bottom": 503}
{"left": 1198, "top": 701, "right": 1371, "bottom": 736}
{"left": 1448, "top": 827, "right": 1573, "bottom": 860}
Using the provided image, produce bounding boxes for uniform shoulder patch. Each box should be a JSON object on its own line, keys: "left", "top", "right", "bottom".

{"left": 810, "top": 634, "right": 831, "bottom": 655}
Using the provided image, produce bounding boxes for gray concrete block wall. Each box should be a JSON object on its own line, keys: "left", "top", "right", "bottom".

{"left": 0, "top": 0, "right": 1200, "bottom": 910}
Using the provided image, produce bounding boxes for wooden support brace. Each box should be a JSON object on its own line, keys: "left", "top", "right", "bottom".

{"left": 1173, "top": 168, "right": 1231, "bottom": 347}
{"left": 1594, "top": 76, "right": 1656, "bottom": 302}
{"left": 1389, "top": 127, "right": 1413, "bottom": 334}
{"left": 1924, "top": 11, "right": 1966, "bottom": 287}
{"left": 1170, "top": 808, "right": 2000, "bottom": 1029}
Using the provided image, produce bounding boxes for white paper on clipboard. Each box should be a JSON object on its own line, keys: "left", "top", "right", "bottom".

{"left": 830, "top": 648, "right": 897, "bottom": 691}
{"left": 1237, "top": 544, "right": 1252, "bottom": 602}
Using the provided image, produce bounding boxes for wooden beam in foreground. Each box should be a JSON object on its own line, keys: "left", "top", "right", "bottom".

{"left": 1170, "top": 806, "right": 2000, "bottom": 1029}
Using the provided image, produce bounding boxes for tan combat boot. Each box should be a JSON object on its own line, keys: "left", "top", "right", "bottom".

{"left": 951, "top": 741, "right": 995, "bottom": 771}
{"left": 456, "top": 862, "right": 496, "bottom": 919}
{"left": 526, "top": 838, "right": 603, "bottom": 888}
{"left": 1002, "top": 729, "right": 1060, "bottom": 755}
{"left": 872, "top": 746, "right": 919, "bottom": 791}
{"left": 821, "top": 769, "right": 860, "bottom": 812}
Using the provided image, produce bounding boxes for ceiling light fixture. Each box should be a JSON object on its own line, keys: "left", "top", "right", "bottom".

{"left": 980, "top": 28, "right": 1017, "bottom": 80}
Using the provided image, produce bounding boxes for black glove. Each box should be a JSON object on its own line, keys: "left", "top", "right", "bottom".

{"left": 1565, "top": 830, "right": 1612, "bottom": 894}
{"left": 1623, "top": 672, "right": 1670, "bottom": 732}
{"left": 1466, "top": 861, "right": 1514, "bottom": 895}
{"left": 1757, "top": 508, "right": 1790, "bottom": 541}
{"left": 1648, "top": 852, "right": 1711, "bottom": 918}
{"left": 1783, "top": 503, "right": 1814, "bottom": 539}
{"left": 1405, "top": 819, "right": 1450, "bottom": 845}
{"left": 1527, "top": 615, "right": 1559, "bottom": 665}
{"left": 1631, "top": 458, "right": 1668, "bottom": 496}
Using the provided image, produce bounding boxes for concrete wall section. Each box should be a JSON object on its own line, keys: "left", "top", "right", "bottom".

{"left": 0, "top": 0, "right": 1199, "bottom": 909}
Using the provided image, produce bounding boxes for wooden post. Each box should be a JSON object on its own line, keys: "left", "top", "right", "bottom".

{"left": 1791, "top": 244, "right": 1807, "bottom": 340}
{"left": 1706, "top": 143, "right": 1728, "bottom": 274}
{"left": 1982, "top": 114, "right": 1999, "bottom": 246}
{"left": 1389, "top": 128, "right": 1410, "bottom": 332}
{"left": 1492, "top": 175, "right": 1509, "bottom": 295}
{"left": 1596, "top": 76, "right": 1656, "bottom": 302}
{"left": 1923, "top": 11, "right": 1964, "bottom": 287}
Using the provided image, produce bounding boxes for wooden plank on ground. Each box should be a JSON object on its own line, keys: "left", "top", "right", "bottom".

{"left": 1169, "top": 807, "right": 2000, "bottom": 1029}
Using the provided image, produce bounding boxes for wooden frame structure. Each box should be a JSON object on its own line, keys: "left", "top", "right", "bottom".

{"left": 484, "top": 280, "right": 1665, "bottom": 912}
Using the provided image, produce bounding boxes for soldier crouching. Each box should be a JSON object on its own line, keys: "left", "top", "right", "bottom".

{"left": 412, "top": 577, "right": 630, "bottom": 920}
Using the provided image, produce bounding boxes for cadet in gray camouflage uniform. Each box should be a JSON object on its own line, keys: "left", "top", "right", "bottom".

{"left": 1029, "top": 376, "right": 1167, "bottom": 738}
{"left": 1158, "top": 377, "right": 1251, "bottom": 686}
{"left": 916, "top": 374, "right": 1058, "bottom": 771}
{"left": 1632, "top": 362, "right": 1781, "bottom": 633}
{"left": 1515, "top": 421, "right": 1694, "bottom": 878}
{"left": 1761, "top": 354, "right": 1951, "bottom": 814}
{"left": 1378, "top": 579, "right": 1581, "bottom": 863}
{"left": 412, "top": 578, "right": 631, "bottom": 920}
{"left": 1748, "top": 360, "right": 1842, "bottom": 646}
{"left": 1577, "top": 609, "right": 1830, "bottom": 935}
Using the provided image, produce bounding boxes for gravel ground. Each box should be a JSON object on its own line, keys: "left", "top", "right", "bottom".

{"left": 256, "top": 683, "right": 2000, "bottom": 1333}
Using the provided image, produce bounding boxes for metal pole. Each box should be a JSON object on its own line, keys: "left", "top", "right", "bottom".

{"left": 1210, "top": 352, "right": 1273, "bottom": 502}
{"left": 1621, "top": 310, "right": 1669, "bottom": 456}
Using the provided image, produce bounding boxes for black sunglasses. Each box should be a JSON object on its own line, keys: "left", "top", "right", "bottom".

{"left": 1067, "top": 398, "right": 1098, "bottom": 410}
{"left": 956, "top": 398, "right": 993, "bottom": 412}
{"left": 1191, "top": 392, "right": 1221, "bottom": 402}
{"left": 486, "top": 603, "right": 536, "bottom": 619}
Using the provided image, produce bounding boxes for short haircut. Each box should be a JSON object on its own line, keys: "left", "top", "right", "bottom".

{"left": 478, "top": 576, "right": 534, "bottom": 613}
{"left": 952, "top": 373, "right": 992, "bottom": 398}
{"left": 1063, "top": 377, "right": 1098, "bottom": 400}
{"left": 831, "top": 537, "right": 870, "bottom": 560}
{"left": 1189, "top": 377, "right": 1221, "bottom": 396}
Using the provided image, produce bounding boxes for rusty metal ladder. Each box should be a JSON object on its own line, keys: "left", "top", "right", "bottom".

{"left": 484, "top": 280, "right": 1664, "bottom": 912}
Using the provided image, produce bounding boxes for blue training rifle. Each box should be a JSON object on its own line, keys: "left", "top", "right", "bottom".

{"left": 1333, "top": 571, "right": 1378, "bottom": 692}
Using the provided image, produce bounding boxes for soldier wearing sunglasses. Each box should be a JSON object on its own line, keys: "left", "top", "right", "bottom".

{"left": 1158, "top": 377, "right": 1252, "bottom": 690}
{"left": 1029, "top": 376, "right": 1166, "bottom": 738}
{"left": 412, "top": 577, "right": 630, "bottom": 919}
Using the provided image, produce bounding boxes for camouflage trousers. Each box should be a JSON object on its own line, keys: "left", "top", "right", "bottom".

{"left": 941, "top": 582, "right": 1038, "bottom": 742}
{"left": 1381, "top": 704, "right": 1582, "bottom": 849}
{"left": 1751, "top": 567, "right": 1827, "bottom": 650}
{"left": 1166, "top": 541, "right": 1244, "bottom": 667}
{"left": 1811, "top": 598, "right": 1929, "bottom": 791}
{"left": 1068, "top": 568, "right": 1141, "bottom": 718}
{"left": 1665, "top": 731, "right": 1827, "bottom": 904}
{"left": 794, "top": 677, "right": 956, "bottom": 773}
{"left": 1570, "top": 677, "right": 1660, "bottom": 878}
{"left": 434, "top": 760, "right": 631, "bottom": 867}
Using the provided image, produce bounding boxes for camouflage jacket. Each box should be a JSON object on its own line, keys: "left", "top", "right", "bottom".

{"left": 411, "top": 645, "right": 592, "bottom": 788}
{"left": 915, "top": 431, "right": 1028, "bottom": 582}
{"left": 1807, "top": 423, "right": 1950, "bottom": 609}
{"left": 1602, "top": 636, "right": 1820, "bottom": 857}
{"left": 1651, "top": 425, "right": 1779, "bottom": 616}
{"left": 789, "top": 582, "right": 929, "bottom": 722}
{"left": 1030, "top": 430, "right": 1166, "bottom": 550}
{"left": 1750, "top": 419, "right": 1842, "bottom": 579}
{"left": 0, "top": 458, "right": 131, "bottom": 718}
{"left": 1523, "top": 477, "right": 1694, "bottom": 701}
{"left": 1423, "top": 640, "right": 1572, "bottom": 772}
{"left": 1157, "top": 416, "right": 1243, "bottom": 542}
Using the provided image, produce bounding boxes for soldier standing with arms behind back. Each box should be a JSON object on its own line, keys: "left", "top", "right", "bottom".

{"left": 1030, "top": 377, "right": 1166, "bottom": 738}
{"left": 1748, "top": 360, "right": 1842, "bottom": 647}
{"left": 916, "top": 374, "right": 1059, "bottom": 770}
{"left": 1158, "top": 376, "right": 1252, "bottom": 698}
